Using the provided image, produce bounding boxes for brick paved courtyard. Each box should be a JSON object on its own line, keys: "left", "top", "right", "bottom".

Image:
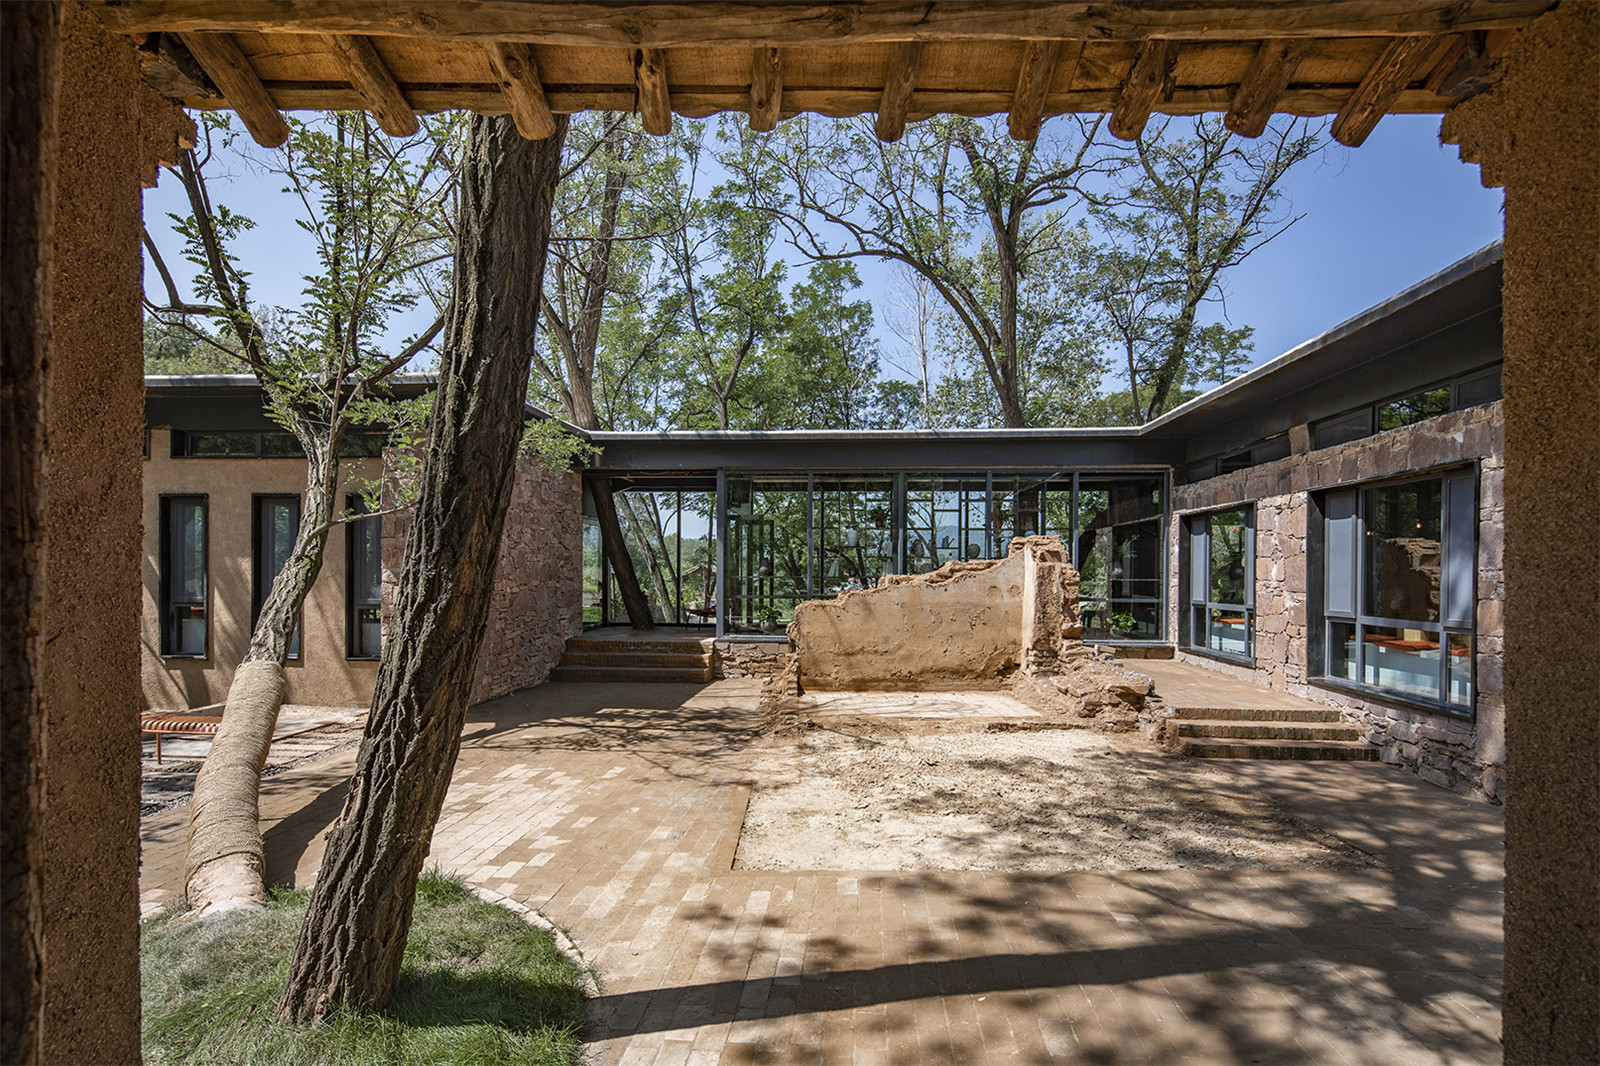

{"left": 140, "top": 678, "right": 1504, "bottom": 1064}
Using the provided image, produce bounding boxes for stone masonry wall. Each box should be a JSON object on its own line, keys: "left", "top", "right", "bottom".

{"left": 383, "top": 455, "right": 583, "bottom": 707}
{"left": 1170, "top": 402, "right": 1505, "bottom": 801}
{"left": 712, "top": 639, "right": 790, "bottom": 679}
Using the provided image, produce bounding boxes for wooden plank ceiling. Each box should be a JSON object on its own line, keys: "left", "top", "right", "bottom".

{"left": 93, "top": 1, "right": 1553, "bottom": 149}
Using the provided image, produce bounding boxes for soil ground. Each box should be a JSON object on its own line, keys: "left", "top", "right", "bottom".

{"left": 736, "top": 690, "right": 1380, "bottom": 873}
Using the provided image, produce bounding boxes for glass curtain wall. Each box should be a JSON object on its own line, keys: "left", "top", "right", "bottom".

{"left": 598, "top": 488, "right": 718, "bottom": 626}
{"left": 713, "top": 470, "right": 1166, "bottom": 640}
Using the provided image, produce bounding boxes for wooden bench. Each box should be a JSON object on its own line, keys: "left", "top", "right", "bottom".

{"left": 139, "top": 713, "right": 223, "bottom": 764}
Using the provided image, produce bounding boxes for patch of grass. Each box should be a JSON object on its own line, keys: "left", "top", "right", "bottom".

{"left": 141, "top": 871, "right": 588, "bottom": 1066}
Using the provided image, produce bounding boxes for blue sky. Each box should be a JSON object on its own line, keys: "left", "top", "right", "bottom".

{"left": 143, "top": 111, "right": 1502, "bottom": 383}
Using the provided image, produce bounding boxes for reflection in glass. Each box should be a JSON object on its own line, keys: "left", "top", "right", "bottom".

{"left": 1364, "top": 481, "right": 1442, "bottom": 623}
{"left": 1328, "top": 621, "right": 1357, "bottom": 682}
{"left": 1361, "top": 624, "right": 1441, "bottom": 700}
{"left": 816, "top": 477, "right": 894, "bottom": 594}
{"left": 727, "top": 477, "right": 808, "bottom": 632}
{"left": 615, "top": 489, "right": 717, "bottom": 625}
{"left": 581, "top": 517, "right": 602, "bottom": 624}
{"left": 905, "top": 476, "right": 989, "bottom": 571}
{"left": 1448, "top": 634, "right": 1472, "bottom": 706}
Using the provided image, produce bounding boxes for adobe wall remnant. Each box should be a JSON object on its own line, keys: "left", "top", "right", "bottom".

{"left": 791, "top": 535, "right": 1080, "bottom": 690}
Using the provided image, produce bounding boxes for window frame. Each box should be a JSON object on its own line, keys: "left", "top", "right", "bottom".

{"left": 158, "top": 493, "right": 209, "bottom": 659}
{"left": 345, "top": 495, "right": 384, "bottom": 660}
{"left": 251, "top": 493, "right": 303, "bottom": 662}
{"left": 1312, "top": 467, "right": 1478, "bottom": 717}
{"left": 1183, "top": 506, "right": 1256, "bottom": 665}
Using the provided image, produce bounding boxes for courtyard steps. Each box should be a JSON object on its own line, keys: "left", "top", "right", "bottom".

{"left": 549, "top": 635, "right": 714, "bottom": 684}
{"left": 1172, "top": 706, "right": 1377, "bottom": 761}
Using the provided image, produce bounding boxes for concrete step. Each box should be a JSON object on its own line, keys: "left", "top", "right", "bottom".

{"left": 548, "top": 665, "right": 714, "bottom": 684}
{"left": 1173, "top": 705, "right": 1344, "bottom": 723}
{"left": 1174, "top": 719, "right": 1364, "bottom": 742}
{"left": 1182, "top": 736, "right": 1378, "bottom": 761}
{"left": 558, "top": 649, "right": 712, "bottom": 668}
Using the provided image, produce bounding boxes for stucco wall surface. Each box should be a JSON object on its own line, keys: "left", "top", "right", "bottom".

{"left": 1170, "top": 402, "right": 1505, "bottom": 801}
{"left": 140, "top": 428, "right": 384, "bottom": 709}
{"left": 1441, "top": 6, "right": 1599, "bottom": 1061}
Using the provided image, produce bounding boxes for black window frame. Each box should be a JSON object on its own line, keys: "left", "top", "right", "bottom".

{"left": 159, "top": 493, "right": 209, "bottom": 658}
{"left": 1311, "top": 468, "right": 1478, "bottom": 718}
{"left": 345, "top": 495, "right": 383, "bottom": 660}
{"left": 1311, "top": 366, "right": 1503, "bottom": 452}
{"left": 1183, "top": 506, "right": 1256, "bottom": 665}
{"left": 251, "top": 493, "right": 303, "bottom": 662}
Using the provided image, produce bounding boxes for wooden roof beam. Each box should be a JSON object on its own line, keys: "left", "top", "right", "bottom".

{"left": 178, "top": 32, "right": 288, "bottom": 147}
{"left": 1008, "top": 39, "right": 1084, "bottom": 141}
{"left": 749, "top": 46, "right": 782, "bottom": 132}
{"left": 92, "top": 2, "right": 1558, "bottom": 47}
{"left": 874, "top": 41, "right": 924, "bottom": 142}
{"left": 323, "top": 34, "right": 417, "bottom": 137}
{"left": 634, "top": 47, "right": 672, "bottom": 135}
{"left": 485, "top": 41, "right": 557, "bottom": 139}
{"left": 1224, "top": 38, "right": 1311, "bottom": 138}
{"left": 1109, "top": 39, "right": 1177, "bottom": 141}
{"left": 1330, "top": 35, "right": 1441, "bottom": 147}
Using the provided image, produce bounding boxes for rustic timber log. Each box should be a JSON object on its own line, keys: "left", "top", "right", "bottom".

{"left": 749, "top": 46, "right": 782, "bottom": 132}
{"left": 634, "top": 47, "right": 672, "bottom": 135}
{"left": 323, "top": 34, "right": 417, "bottom": 137}
{"left": 1008, "top": 39, "right": 1079, "bottom": 141}
{"left": 485, "top": 40, "right": 556, "bottom": 139}
{"left": 178, "top": 32, "right": 287, "bottom": 147}
{"left": 874, "top": 41, "right": 923, "bottom": 142}
{"left": 590, "top": 477, "right": 656, "bottom": 629}
{"left": 1331, "top": 35, "right": 1442, "bottom": 146}
{"left": 131, "top": 33, "right": 218, "bottom": 101}
{"left": 277, "top": 112, "right": 568, "bottom": 1019}
{"left": 1225, "top": 37, "right": 1310, "bottom": 137}
{"left": 1109, "top": 39, "right": 1177, "bottom": 141}
{"left": 91, "top": 2, "right": 1555, "bottom": 47}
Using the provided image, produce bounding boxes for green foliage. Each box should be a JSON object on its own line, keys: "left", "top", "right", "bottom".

{"left": 519, "top": 418, "right": 600, "bottom": 474}
{"left": 140, "top": 870, "right": 588, "bottom": 1065}
{"left": 144, "top": 319, "right": 246, "bottom": 375}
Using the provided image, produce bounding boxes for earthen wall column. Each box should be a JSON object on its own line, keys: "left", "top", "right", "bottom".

{"left": 1441, "top": 5, "right": 1599, "bottom": 1061}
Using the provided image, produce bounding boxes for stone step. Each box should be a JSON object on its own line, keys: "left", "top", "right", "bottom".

{"left": 548, "top": 664, "right": 714, "bottom": 684}
{"left": 558, "top": 649, "right": 712, "bottom": 668}
{"left": 564, "top": 639, "right": 713, "bottom": 657}
{"left": 1172, "top": 705, "right": 1344, "bottom": 723}
{"left": 1182, "top": 736, "right": 1378, "bottom": 761}
{"left": 1174, "top": 719, "right": 1364, "bottom": 742}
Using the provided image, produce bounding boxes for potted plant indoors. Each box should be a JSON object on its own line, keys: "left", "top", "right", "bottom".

{"left": 1108, "top": 611, "right": 1137, "bottom": 638}
{"left": 756, "top": 604, "right": 782, "bottom": 634}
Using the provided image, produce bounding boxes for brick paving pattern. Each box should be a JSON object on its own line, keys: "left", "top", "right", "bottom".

{"left": 140, "top": 678, "right": 1503, "bottom": 1064}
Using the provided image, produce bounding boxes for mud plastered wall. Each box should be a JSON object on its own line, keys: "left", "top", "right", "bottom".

{"left": 383, "top": 455, "right": 583, "bottom": 706}
{"left": 1170, "top": 402, "right": 1505, "bottom": 802}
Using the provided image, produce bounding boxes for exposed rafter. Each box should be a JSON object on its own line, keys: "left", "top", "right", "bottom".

{"left": 749, "top": 46, "right": 783, "bottom": 132}
{"left": 485, "top": 41, "right": 556, "bottom": 139}
{"left": 1225, "top": 38, "right": 1311, "bottom": 137}
{"left": 323, "top": 34, "right": 418, "bottom": 137}
{"left": 874, "top": 41, "right": 924, "bottom": 142}
{"left": 1009, "top": 39, "right": 1083, "bottom": 141}
{"left": 1330, "top": 35, "right": 1441, "bottom": 147}
{"left": 93, "top": 2, "right": 1555, "bottom": 46}
{"left": 178, "top": 32, "right": 287, "bottom": 147}
{"left": 634, "top": 47, "right": 672, "bottom": 135}
{"left": 1109, "top": 39, "right": 1177, "bottom": 141}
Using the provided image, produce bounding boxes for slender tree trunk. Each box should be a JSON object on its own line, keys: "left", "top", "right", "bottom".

{"left": 183, "top": 434, "right": 342, "bottom": 916}
{"left": 619, "top": 492, "right": 678, "bottom": 622}
{"left": 591, "top": 477, "right": 655, "bottom": 629}
{"left": 277, "top": 113, "right": 567, "bottom": 1020}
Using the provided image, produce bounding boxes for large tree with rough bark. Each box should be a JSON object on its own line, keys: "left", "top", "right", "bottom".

{"left": 278, "top": 112, "right": 568, "bottom": 1019}
{"left": 143, "top": 111, "right": 456, "bottom": 915}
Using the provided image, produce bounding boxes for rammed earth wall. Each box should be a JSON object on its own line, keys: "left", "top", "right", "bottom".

{"left": 383, "top": 456, "right": 583, "bottom": 706}
{"left": 1169, "top": 401, "right": 1505, "bottom": 802}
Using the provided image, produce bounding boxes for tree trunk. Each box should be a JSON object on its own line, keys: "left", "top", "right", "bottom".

{"left": 183, "top": 437, "right": 342, "bottom": 916}
{"left": 591, "top": 477, "right": 655, "bottom": 629}
{"left": 277, "top": 113, "right": 567, "bottom": 1021}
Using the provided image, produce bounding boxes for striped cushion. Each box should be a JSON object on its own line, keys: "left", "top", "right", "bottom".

{"left": 139, "top": 714, "right": 223, "bottom": 735}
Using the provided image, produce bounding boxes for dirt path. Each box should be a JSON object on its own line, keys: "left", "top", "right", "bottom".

{"left": 737, "top": 695, "right": 1379, "bottom": 873}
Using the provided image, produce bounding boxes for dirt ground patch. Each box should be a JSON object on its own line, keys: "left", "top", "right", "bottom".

{"left": 735, "top": 700, "right": 1379, "bottom": 873}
